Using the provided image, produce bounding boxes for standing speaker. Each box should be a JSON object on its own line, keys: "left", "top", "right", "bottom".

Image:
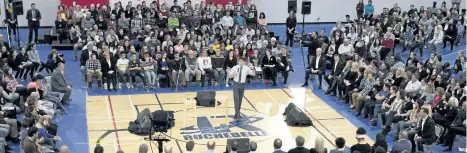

{"left": 288, "top": 0, "right": 297, "bottom": 13}
{"left": 301, "top": 1, "right": 311, "bottom": 15}
{"left": 283, "top": 103, "right": 313, "bottom": 126}
{"left": 12, "top": 0, "right": 23, "bottom": 15}
{"left": 195, "top": 91, "right": 216, "bottom": 107}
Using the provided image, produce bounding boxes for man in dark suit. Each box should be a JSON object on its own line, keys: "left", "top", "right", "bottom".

{"left": 51, "top": 62, "right": 71, "bottom": 105}
{"left": 408, "top": 108, "right": 436, "bottom": 152}
{"left": 302, "top": 48, "right": 326, "bottom": 89}
{"left": 272, "top": 138, "right": 286, "bottom": 153}
{"left": 26, "top": 3, "right": 41, "bottom": 44}
{"left": 101, "top": 53, "right": 117, "bottom": 91}
{"left": 325, "top": 54, "right": 344, "bottom": 95}
{"left": 288, "top": 136, "right": 309, "bottom": 153}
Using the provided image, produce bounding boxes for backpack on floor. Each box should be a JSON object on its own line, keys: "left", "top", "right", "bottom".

{"left": 128, "top": 108, "right": 155, "bottom": 136}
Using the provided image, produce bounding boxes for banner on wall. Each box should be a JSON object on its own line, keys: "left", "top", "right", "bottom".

{"left": 60, "top": 0, "right": 109, "bottom": 7}
{"left": 207, "top": 0, "right": 246, "bottom": 5}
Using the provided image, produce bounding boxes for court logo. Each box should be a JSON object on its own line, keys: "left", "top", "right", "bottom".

{"left": 180, "top": 115, "right": 268, "bottom": 141}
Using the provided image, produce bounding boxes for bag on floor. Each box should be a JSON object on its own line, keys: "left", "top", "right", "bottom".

{"left": 128, "top": 108, "right": 155, "bottom": 136}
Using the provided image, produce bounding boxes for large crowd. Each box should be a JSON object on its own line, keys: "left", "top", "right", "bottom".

{"left": 0, "top": 0, "right": 461, "bottom": 152}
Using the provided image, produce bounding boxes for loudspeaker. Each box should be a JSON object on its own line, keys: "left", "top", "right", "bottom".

{"left": 288, "top": 0, "right": 297, "bottom": 13}
{"left": 12, "top": 0, "right": 23, "bottom": 15}
{"left": 195, "top": 91, "right": 216, "bottom": 107}
{"left": 283, "top": 103, "right": 313, "bottom": 126}
{"left": 301, "top": 1, "right": 311, "bottom": 15}
{"left": 226, "top": 138, "right": 250, "bottom": 153}
{"left": 151, "top": 110, "right": 175, "bottom": 131}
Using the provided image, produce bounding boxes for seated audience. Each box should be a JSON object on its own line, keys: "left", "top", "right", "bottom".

{"left": 408, "top": 108, "right": 436, "bottom": 152}
{"left": 391, "top": 130, "right": 412, "bottom": 153}
{"left": 350, "top": 127, "right": 371, "bottom": 153}
{"left": 51, "top": 63, "right": 72, "bottom": 105}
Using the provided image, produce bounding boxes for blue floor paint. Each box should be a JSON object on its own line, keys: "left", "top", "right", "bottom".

{"left": 5, "top": 26, "right": 464, "bottom": 152}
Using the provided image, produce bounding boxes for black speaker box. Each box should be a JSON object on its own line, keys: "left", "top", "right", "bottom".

{"left": 12, "top": 0, "right": 23, "bottom": 15}
{"left": 283, "top": 103, "right": 313, "bottom": 126}
{"left": 195, "top": 91, "right": 216, "bottom": 107}
{"left": 226, "top": 138, "right": 250, "bottom": 153}
{"left": 151, "top": 110, "right": 175, "bottom": 128}
{"left": 288, "top": 0, "right": 297, "bottom": 13}
{"left": 301, "top": 1, "right": 311, "bottom": 15}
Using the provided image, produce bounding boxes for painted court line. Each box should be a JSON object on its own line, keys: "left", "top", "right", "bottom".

{"left": 107, "top": 96, "right": 122, "bottom": 151}
{"left": 105, "top": 96, "right": 111, "bottom": 122}
{"left": 128, "top": 95, "right": 137, "bottom": 118}
{"left": 113, "top": 140, "right": 118, "bottom": 152}
{"left": 88, "top": 120, "right": 132, "bottom": 124}
{"left": 87, "top": 116, "right": 135, "bottom": 119}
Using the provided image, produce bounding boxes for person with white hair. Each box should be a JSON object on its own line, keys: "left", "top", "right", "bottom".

{"left": 81, "top": 12, "right": 95, "bottom": 31}
{"left": 427, "top": 25, "right": 444, "bottom": 51}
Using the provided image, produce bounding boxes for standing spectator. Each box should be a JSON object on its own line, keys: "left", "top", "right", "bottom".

{"left": 51, "top": 63, "right": 72, "bottom": 106}
{"left": 364, "top": 0, "right": 374, "bottom": 19}
{"left": 285, "top": 11, "right": 297, "bottom": 48}
{"left": 356, "top": 0, "right": 364, "bottom": 19}
{"left": 26, "top": 3, "right": 41, "bottom": 44}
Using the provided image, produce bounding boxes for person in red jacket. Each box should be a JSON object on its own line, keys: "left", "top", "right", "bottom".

{"left": 380, "top": 33, "right": 394, "bottom": 60}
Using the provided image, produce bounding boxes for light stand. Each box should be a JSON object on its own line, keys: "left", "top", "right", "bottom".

{"left": 144, "top": 112, "right": 174, "bottom": 153}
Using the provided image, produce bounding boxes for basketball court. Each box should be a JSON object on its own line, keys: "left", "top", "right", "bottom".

{"left": 85, "top": 88, "right": 373, "bottom": 153}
